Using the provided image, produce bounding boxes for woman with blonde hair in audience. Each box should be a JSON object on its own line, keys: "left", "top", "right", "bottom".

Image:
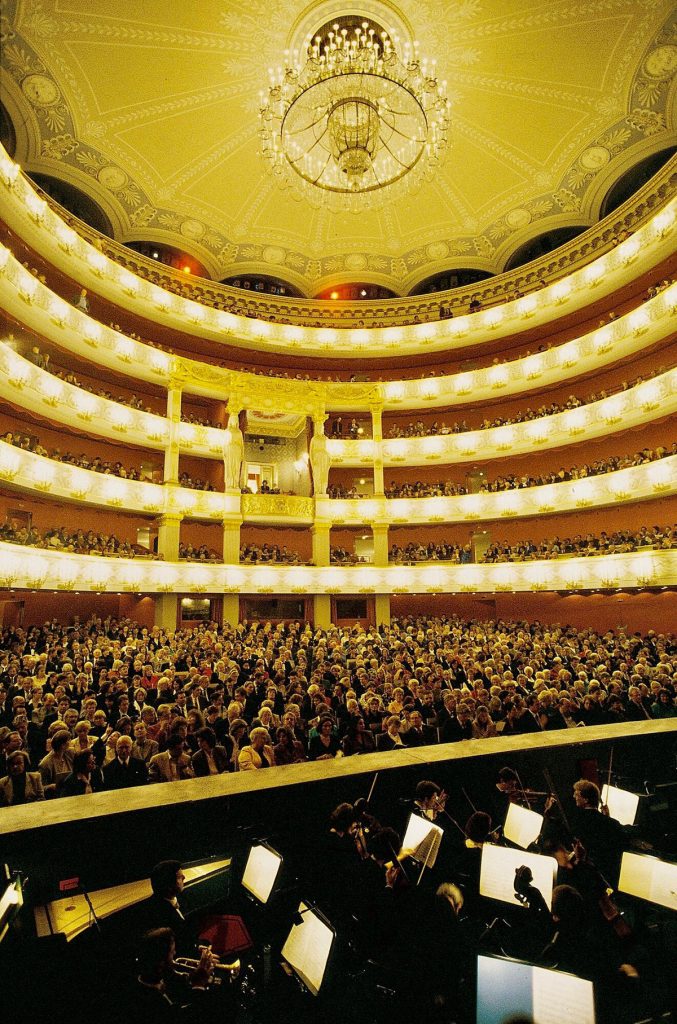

{"left": 238, "top": 727, "right": 275, "bottom": 771}
{"left": 70, "top": 719, "right": 94, "bottom": 754}
{"left": 252, "top": 703, "right": 279, "bottom": 732}
{"left": 472, "top": 705, "right": 497, "bottom": 739}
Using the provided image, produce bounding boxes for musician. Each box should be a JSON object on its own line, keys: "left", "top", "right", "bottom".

{"left": 571, "top": 779, "right": 626, "bottom": 884}
{"left": 412, "top": 779, "right": 447, "bottom": 821}
{"left": 134, "top": 926, "right": 215, "bottom": 1022}
{"left": 540, "top": 884, "right": 640, "bottom": 985}
{"left": 142, "top": 860, "right": 192, "bottom": 952}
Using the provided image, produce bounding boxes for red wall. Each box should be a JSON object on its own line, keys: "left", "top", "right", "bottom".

{"left": 390, "top": 590, "right": 677, "bottom": 633}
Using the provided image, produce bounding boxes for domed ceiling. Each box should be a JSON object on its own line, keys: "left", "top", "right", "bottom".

{"left": 1, "top": 0, "right": 675, "bottom": 296}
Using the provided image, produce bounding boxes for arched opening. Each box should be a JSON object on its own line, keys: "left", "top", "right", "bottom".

{"left": 123, "top": 241, "right": 211, "bottom": 280}
{"left": 503, "top": 226, "right": 587, "bottom": 272}
{"left": 314, "top": 282, "right": 398, "bottom": 300}
{"left": 599, "top": 147, "right": 676, "bottom": 218}
{"left": 221, "top": 273, "right": 302, "bottom": 297}
{"left": 409, "top": 268, "right": 494, "bottom": 295}
{"left": 27, "top": 173, "right": 113, "bottom": 236}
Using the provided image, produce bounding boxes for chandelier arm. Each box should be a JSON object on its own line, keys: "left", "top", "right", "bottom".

{"left": 285, "top": 105, "right": 330, "bottom": 137}
{"left": 377, "top": 113, "right": 427, "bottom": 145}
{"left": 378, "top": 133, "right": 418, "bottom": 170}
{"left": 310, "top": 151, "right": 333, "bottom": 185}
{"left": 287, "top": 125, "right": 331, "bottom": 163}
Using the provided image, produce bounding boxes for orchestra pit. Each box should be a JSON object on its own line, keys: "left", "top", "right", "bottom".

{"left": 0, "top": 3, "right": 676, "bottom": 1023}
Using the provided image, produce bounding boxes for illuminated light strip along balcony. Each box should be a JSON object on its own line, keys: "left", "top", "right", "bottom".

{"left": 0, "top": 440, "right": 673, "bottom": 526}
{"left": 1, "top": 245, "right": 675, "bottom": 414}
{"left": 329, "top": 370, "right": 677, "bottom": 465}
{"left": 0, "top": 145, "right": 675, "bottom": 358}
{"left": 0, "top": 341, "right": 674, "bottom": 473}
{"left": 316, "top": 456, "right": 677, "bottom": 525}
{"left": 0, "top": 543, "right": 674, "bottom": 594}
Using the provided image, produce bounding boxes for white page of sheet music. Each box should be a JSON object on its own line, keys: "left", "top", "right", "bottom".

{"left": 618, "top": 852, "right": 677, "bottom": 911}
{"left": 532, "top": 963, "right": 595, "bottom": 1024}
{"left": 600, "top": 784, "right": 639, "bottom": 826}
{"left": 479, "top": 844, "right": 557, "bottom": 909}
{"left": 504, "top": 803, "right": 544, "bottom": 848}
{"left": 242, "top": 844, "right": 282, "bottom": 904}
{"left": 281, "top": 903, "right": 334, "bottom": 996}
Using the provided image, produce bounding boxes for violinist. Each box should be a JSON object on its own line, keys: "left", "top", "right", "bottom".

{"left": 493, "top": 765, "right": 547, "bottom": 820}
{"left": 412, "top": 779, "right": 447, "bottom": 821}
{"left": 540, "top": 835, "right": 634, "bottom": 948}
{"left": 353, "top": 796, "right": 380, "bottom": 860}
{"left": 571, "top": 779, "right": 626, "bottom": 885}
{"left": 451, "top": 811, "right": 497, "bottom": 898}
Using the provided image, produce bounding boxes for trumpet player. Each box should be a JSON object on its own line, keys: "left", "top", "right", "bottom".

{"left": 135, "top": 926, "right": 217, "bottom": 1020}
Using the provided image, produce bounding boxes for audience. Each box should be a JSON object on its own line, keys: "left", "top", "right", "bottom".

{"left": 0, "top": 614, "right": 673, "bottom": 805}
{"left": 0, "top": 522, "right": 159, "bottom": 558}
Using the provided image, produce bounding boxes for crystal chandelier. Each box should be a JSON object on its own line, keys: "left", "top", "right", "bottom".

{"left": 259, "top": 20, "right": 450, "bottom": 211}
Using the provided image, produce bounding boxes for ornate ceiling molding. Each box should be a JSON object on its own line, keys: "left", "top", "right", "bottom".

{"left": 1, "top": 0, "right": 674, "bottom": 294}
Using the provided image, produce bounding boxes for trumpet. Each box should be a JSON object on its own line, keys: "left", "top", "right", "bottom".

{"left": 173, "top": 949, "right": 241, "bottom": 984}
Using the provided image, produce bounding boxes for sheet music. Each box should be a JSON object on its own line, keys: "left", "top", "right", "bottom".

{"left": 401, "top": 814, "right": 444, "bottom": 868}
{"left": 476, "top": 956, "right": 595, "bottom": 1024}
{"left": 504, "top": 803, "right": 543, "bottom": 849}
{"left": 281, "top": 903, "right": 334, "bottom": 996}
{"left": 600, "top": 784, "right": 639, "bottom": 826}
{"left": 618, "top": 852, "right": 677, "bottom": 911}
{"left": 479, "top": 844, "right": 557, "bottom": 909}
{"left": 242, "top": 844, "right": 282, "bottom": 904}
{"left": 532, "top": 963, "right": 595, "bottom": 1024}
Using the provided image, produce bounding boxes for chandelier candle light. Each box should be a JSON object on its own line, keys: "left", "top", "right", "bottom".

{"left": 259, "top": 20, "right": 450, "bottom": 211}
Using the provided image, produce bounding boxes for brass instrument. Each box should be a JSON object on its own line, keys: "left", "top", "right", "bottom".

{"left": 172, "top": 947, "right": 241, "bottom": 985}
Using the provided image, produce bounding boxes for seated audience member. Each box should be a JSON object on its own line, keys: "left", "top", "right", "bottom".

{"left": 191, "top": 727, "right": 229, "bottom": 776}
{"left": 131, "top": 720, "right": 159, "bottom": 764}
{"left": 38, "top": 728, "right": 73, "bottom": 796}
{"left": 341, "top": 715, "right": 376, "bottom": 755}
{"left": 0, "top": 749, "right": 45, "bottom": 805}
{"left": 308, "top": 716, "right": 342, "bottom": 759}
{"left": 103, "top": 734, "right": 149, "bottom": 789}
{"left": 148, "top": 734, "right": 194, "bottom": 783}
{"left": 60, "top": 749, "right": 104, "bottom": 797}
{"left": 440, "top": 702, "right": 474, "bottom": 742}
{"left": 238, "top": 727, "right": 275, "bottom": 770}
{"left": 376, "top": 714, "right": 406, "bottom": 751}
{"left": 272, "top": 726, "right": 306, "bottom": 765}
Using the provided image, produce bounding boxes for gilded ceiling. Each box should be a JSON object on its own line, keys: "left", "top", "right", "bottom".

{"left": 1, "top": 0, "right": 675, "bottom": 295}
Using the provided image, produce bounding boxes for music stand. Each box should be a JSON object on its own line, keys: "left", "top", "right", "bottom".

{"left": 479, "top": 844, "right": 557, "bottom": 910}
{"left": 476, "top": 954, "right": 595, "bottom": 1024}
{"left": 600, "top": 784, "right": 640, "bottom": 826}
{"left": 281, "top": 901, "right": 335, "bottom": 996}
{"left": 242, "top": 842, "right": 283, "bottom": 905}
{"left": 503, "top": 803, "right": 544, "bottom": 849}
{"left": 617, "top": 852, "right": 677, "bottom": 911}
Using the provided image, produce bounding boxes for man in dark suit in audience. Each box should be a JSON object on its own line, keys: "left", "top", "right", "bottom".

{"left": 103, "top": 734, "right": 148, "bottom": 789}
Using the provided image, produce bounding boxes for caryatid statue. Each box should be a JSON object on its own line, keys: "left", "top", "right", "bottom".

{"left": 223, "top": 412, "right": 244, "bottom": 491}
{"left": 309, "top": 425, "right": 330, "bottom": 496}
